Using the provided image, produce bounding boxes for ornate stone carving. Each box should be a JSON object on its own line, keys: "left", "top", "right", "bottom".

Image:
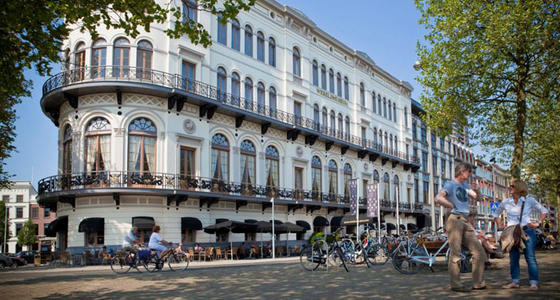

{"left": 183, "top": 119, "right": 196, "bottom": 134}
{"left": 363, "top": 163, "right": 368, "bottom": 170}
{"left": 113, "top": 128, "right": 125, "bottom": 137}
{"left": 296, "top": 146, "right": 303, "bottom": 157}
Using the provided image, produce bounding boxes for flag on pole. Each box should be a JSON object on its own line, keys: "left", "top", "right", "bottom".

{"left": 367, "top": 183, "right": 378, "bottom": 217}
{"left": 349, "top": 179, "right": 358, "bottom": 215}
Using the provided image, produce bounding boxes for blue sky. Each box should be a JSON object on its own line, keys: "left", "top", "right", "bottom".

{"left": 6, "top": 1, "right": 428, "bottom": 187}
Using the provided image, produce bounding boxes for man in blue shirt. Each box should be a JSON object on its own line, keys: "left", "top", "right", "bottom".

{"left": 123, "top": 227, "right": 141, "bottom": 250}
{"left": 435, "top": 162, "right": 486, "bottom": 292}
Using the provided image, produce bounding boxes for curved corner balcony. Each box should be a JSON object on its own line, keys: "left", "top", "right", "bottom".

{"left": 37, "top": 171, "right": 364, "bottom": 212}
{"left": 42, "top": 66, "right": 420, "bottom": 169}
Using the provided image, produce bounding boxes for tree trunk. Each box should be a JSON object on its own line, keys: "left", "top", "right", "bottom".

{"left": 511, "top": 75, "right": 527, "bottom": 180}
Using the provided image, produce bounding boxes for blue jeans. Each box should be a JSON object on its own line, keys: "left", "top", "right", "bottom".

{"left": 509, "top": 228, "right": 539, "bottom": 285}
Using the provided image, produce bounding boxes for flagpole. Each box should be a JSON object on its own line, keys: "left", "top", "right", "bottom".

{"left": 356, "top": 180, "right": 359, "bottom": 242}
{"left": 377, "top": 182, "right": 381, "bottom": 243}
{"left": 271, "top": 197, "right": 275, "bottom": 260}
{"left": 396, "top": 183, "right": 400, "bottom": 236}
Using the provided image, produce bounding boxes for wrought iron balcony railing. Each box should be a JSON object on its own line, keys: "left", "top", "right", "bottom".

{"left": 42, "top": 66, "right": 420, "bottom": 166}
{"left": 38, "top": 171, "right": 356, "bottom": 205}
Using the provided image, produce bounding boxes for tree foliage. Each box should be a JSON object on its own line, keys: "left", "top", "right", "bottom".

{"left": 0, "top": 0, "right": 255, "bottom": 188}
{"left": 17, "top": 220, "right": 37, "bottom": 248}
{"left": 414, "top": 0, "right": 560, "bottom": 179}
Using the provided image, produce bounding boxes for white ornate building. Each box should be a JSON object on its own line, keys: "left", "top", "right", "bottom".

{"left": 1, "top": 181, "right": 37, "bottom": 253}
{"left": 38, "top": 0, "right": 421, "bottom": 252}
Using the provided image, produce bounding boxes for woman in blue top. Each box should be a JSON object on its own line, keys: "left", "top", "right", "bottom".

{"left": 493, "top": 179, "right": 549, "bottom": 290}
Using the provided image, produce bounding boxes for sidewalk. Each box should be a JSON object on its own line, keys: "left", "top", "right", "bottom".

{"left": 13, "top": 256, "right": 300, "bottom": 274}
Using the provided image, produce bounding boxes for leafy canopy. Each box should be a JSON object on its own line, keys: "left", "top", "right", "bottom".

{"left": 0, "top": 0, "right": 255, "bottom": 188}
{"left": 415, "top": 0, "right": 560, "bottom": 179}
{"left": 17, "top": 220, "right": 37, "bottom": 247}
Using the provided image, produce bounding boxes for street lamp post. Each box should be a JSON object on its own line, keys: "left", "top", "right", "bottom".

{"left": 3, "top": 206, "right": 7, "bottom": 254}
{"left": 490, "top": 157, "right": 497, "bottom": 237}
{"left": 271, "top": 197, "right": 275, "bottom": 260}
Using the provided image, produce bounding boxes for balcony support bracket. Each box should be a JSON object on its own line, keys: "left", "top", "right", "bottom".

{"left": 261, "top": 123, "right": 271, "bottom": 135}
{"left": 235, "top": 116, "right": 245, "bottom": 128}
{"left": 325, "top": 141, "right": 334, "bottom": 152}
{"left": 341, "top": 146, "right": 349, "bottom": 155}
{"left": 113, "top": 193, "right": 120, "bottom": 208}
{"left": 236, "top": 200, "right": 248, "bottom": 212}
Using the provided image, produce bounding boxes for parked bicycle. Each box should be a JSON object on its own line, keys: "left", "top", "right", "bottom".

{"left": 300, "top": 228, "right": 350, "bottom": 272}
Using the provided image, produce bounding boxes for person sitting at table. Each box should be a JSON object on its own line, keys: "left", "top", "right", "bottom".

{"left": 263, "top": 242, "right": 272, "bottom": 257}
{"left": 250, "top": 242, "right": 259, "bottom": 258}
{"left": 194, "top": 243, "right": 204, "bottom": 253}
{"left": 238, "top": 242, "right": 248, "bottom": 258}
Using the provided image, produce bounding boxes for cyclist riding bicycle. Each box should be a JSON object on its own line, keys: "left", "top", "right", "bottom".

{"left": 148, "top": 225, "right": 172, "bottom": 257}
{"left": 123, "top": 226, "right": 142, "bottom": 250}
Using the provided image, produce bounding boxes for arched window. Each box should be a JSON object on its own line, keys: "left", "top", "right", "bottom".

{"left": 330, "top": 110, "right": 336, "bottom": 135}
{"left": 231, "top": 72, "right": 240, "bottom": 106}
{"left": 63, "top": 125, "right": 72, "bottom": 174}
{"left": 379, "top": 130, "right": 383, "bottom": 148}
{"left": 257, "top": 31, "right": 265, "bottom": 62}
{"left": 244, "top": 77, "right": 253, "bottom": 110}
{"left": 373, "top": 128, "right": 378, "bottom": 146}
{"left": 265, "top": 146, "right": 279, "bottom": 188}
{"left": 344, "top": 76, "right": 349, "bottom": 100}
{"left": 383, "top": 97, "right": 387, "bottom": 118}
{"left": 321, "top": 64, "right": 327, "bottom": 90}
{"left": 268, "top": 37, "right": 276, "bottom": 67}
{"left": 312, "top": 60, "right": 318, "bottom": 86}
{"left": 293, "top": 47, "right": 301, "bottom": 77}
{"left": 217, "top": 67, "right": 227, "bottom": 102}
{"left": 395, "top": 136, "right": 399, "bottom": 153}
{"left": 74, "top": 42, "right": 86, "bottom": 80}
{"left": 322, "top": 107, "right": 328, "bottom": 132}
{"left": 182, "top": 0, "right": 197, "bottom": 23}
{"left": 268, "top": 87, "right": 276, "bottom": 117}
{"left": 372, "top": 92, "right": 376, "bottom": 113}
{"left": 404, "top": 108, "right": 408, "bottom": 127}
{"left": 211, "top": 133, "right": 229, "bottom": 181}
{"left": 378, "top": 94, "right": 382, "bottom": 115}
{"left": 393, "top": 175, "right": 400, "bottom": 203}
{"left": 136, "top": 40, "right": 152, "bottom": 79}
{"left": 373, "top": 170, "right": 380, "bottom": 183}
{"left": 336, "top": 73, "right": 342, "bottom": 97}
{"left": 393, "top": 103, "right": 397, "bottom": 122}
{"left": 360, "top": 83, "right": 365, "bottom": 107}
{"left": 231, "top": 19, "right": 240, "bottom": 51}
{"left": 85, "top": 117, "right": 111, "bottom": 175}
{"left": 257, "top": 82, "right": 265, "bottom": 113}
{"left": 343, "top": 163, "right": 352, "bottom": 198}
{"left": 91, "top": 39, "right": 106, "bottom": 78}
{"left": 385, "top": 132, "right": 388, "bottom": 151}
{"left": 113, "top": 38, "right": 130, "bottom": 77}
{"left": 388, "top": 100, "right": 392, "bottom": 121}
{"left": 390, "top": 134, "right": 393, "bottom": 153}
{"left": 311, "top": 156, "right": 322, "bottom": 197}
{"left": 345, "top": 116, "right": 350, "bottom": 139}
{"left": 328, "top": 160, "right": 338, "bottom": 196}
{"left": 128, "top": 118, "right": 156, "bottom": 175}
{"left": 383, "top": 173, "right": 390, "bottom": 201}
{"left": 337, "top": 114, "right": 343, "bottom": 138}
{"left": 240, "top": 140, "right": 255, "bottom": 186}
{"left": 313, "top": 104, "right": 320, "bottom": 129}
{"left": 217, "top": 14, "right": 227, "bottom": 45}
{"left": 329, "top": 69, "right": 334, "bottom": 93}
{"left": 244, "top": 25, "right": 253, "bottom": 57}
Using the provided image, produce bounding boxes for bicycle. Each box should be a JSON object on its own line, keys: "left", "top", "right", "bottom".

{"left": 392, "top": 230, "right": 472, "bottom": 275}
{"left": 299, "top": 228, "right": 350, "bottom": 272}
{"left": 141, "top": 243, "right": 189, "bottom": 272}
{"left": 110, "top": 247, "right": 142, "bottom": 274}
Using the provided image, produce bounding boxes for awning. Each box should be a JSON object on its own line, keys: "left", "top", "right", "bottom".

{"left": 296, "top": 221, "right": 311, "bottom": 231}
{"left": 132, "top": 216, "right": 155, "bottom": 230}
{"left": 181, "top": 217, "right": 202, "bottom": 231}
{"left": 78, "top": 218, "right": 104, "bottom": 233}
{"left": 386, "top": 223, "right": 396, "bottom": 231}
{"left": 407, "top": 223, "right": 418, "bottom": 232}
{"left": 244, "top": 219, "right": 258, "bottom": 224}
{"left": 216, "top": 218, "right": 229, "bottom": 224}
{"left": 313, "top": 216, "right": 329, "bottom": 226}
{"left": 330, "top": 216, "right": 344, "bottom": 227}
{"left": 270, "top": 220, "right": 283, "bottom": 225}
{"left": 399, "top": 224, "right": 406, "bottom": 231}
{"left": 46, "top": 216, "right": 68, "bottom": 237}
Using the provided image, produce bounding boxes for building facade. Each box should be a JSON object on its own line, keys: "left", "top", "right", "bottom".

{"left": 410, "top": 100, "right": 476, "bottom": 230}
{"left": 1, "top": 181, "right": 37, "bottom": 253}
{"left": 37, "top": 0, "right": 421, "bottom": 253}
{"left": 29, "top": 203, "right": 57, "bottom": 251}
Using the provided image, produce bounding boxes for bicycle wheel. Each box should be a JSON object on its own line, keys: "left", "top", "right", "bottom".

{"left": 110, "top": 254, "right": 132, "bottom": 274}
{"left": 336, "top": 246, "right": 349, "bottom": 272}
{"left": 366, "top": 244, "right": 390, "bottom": 266}
{"left": 392, "top": 252, "right": 421, "bottom": 275}
{"left": 299, "top": 244, "right": 323, "bottom": 271}
{"left": 168, "top": 252, "right": 189, "bottom": 271}
{"left": 340, "top": 239, "right": 356, "bottom": 264}
{"left": 143, "top": 256, "right": 162, "bottom": 273}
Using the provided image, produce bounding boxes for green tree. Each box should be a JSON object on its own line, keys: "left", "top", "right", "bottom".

{"left": 17, "top": 220, "right": 37, "bottom": 249}
{"left": 0, "top": 0, "right": 255, "bottom": 188}
{"left": 414, "top": 0, "right": 560, "bottom": 179}
{"left": 0, "top": 201, "right": 10, "bottom": 250}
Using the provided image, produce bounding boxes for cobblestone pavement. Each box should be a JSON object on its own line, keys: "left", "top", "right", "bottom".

{"left": 0, "top": 250, "right": 558, "bottom": 299}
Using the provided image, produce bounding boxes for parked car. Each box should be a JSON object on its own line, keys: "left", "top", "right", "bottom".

{"left": 8, "top": 254, "right": 27, "bottom": 266}
{"left": 15, "top": 251, "right": 35, "bottom": 264}
{"left": 0, "top": 254, "right": 15, "bottom": 269}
